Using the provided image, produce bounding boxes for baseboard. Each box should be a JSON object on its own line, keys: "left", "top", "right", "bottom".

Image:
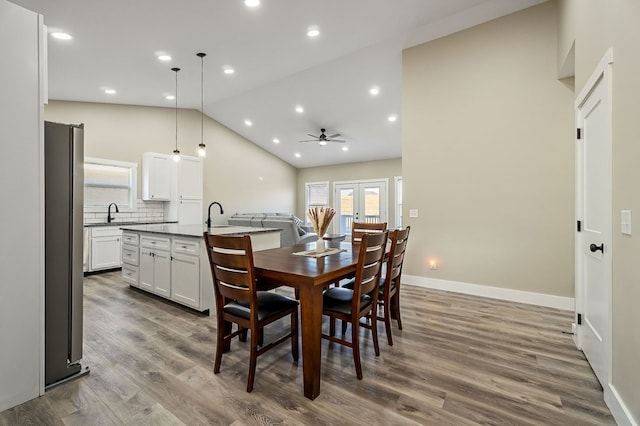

{"left": 403, "top": 275, "right": 575, "bottom": 311}
{"left": 606, "top": 383, "right": 638, "bottom": 426}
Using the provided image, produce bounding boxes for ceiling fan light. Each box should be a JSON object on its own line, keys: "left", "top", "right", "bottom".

{"left": 319, "top": 140, "right": 327, "bottom": 146}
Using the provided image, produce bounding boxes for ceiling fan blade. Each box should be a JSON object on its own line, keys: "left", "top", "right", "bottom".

{"left": 330, "top": 139, "right": 346, "bottom": 143}
{"left": 299, "top": 139, "right": 319, "bottom": 143}
{"left": 307, "top": 133, "right": 319, "bottom": 138}
{"left": 327, "top": 133, "right": 341, "bottom": 139}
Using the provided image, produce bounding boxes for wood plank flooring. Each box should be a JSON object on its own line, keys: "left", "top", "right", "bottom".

{"left": 1, "top": 272, "right": 614, "bottom": 425}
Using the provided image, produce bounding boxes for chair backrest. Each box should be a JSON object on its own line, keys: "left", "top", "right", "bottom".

{"left": 351, "top": 221, "right": 387, "bottom": 244}
{"left": 204, "top": 233, "right": 257, "bottom": 309}
{"left": 351, "top": 231, "right": 388, "bottom": 310}
{"left": 384, "top": 226, "right": 411, "bottom": 290}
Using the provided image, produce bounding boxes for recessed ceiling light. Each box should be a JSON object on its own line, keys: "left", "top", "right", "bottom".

{"left": 245, "top": 0, "right": 260, "bottom": 7}
{"left": 166, "top": 95, "right": 175, "bottom": 100}
{"left": 307, "top": 25, "right": 320, "bottom": 38}
{"left": 294, "top": 153, "right": 301, "bottom": 158}
{"left": 104, "top": 89, "right": 116, "bottom": 95}
{"left": 388, "top": 114, "right": 398, "bottom": 122}
{"left": 342, "top": 146, "right": 349, "bottom": 152}
{"left": 295, "top": 105, "right": 304, "bottom": 114}
{"left": 51, "top": 32, "right": 72, "bottom": 40}
{"left": 273, "top": 138, "right": 280, "bottom": 144}
{"left": 158, "top": 55, "right": 171, "bottom": 62}
{"left": 370, "top": 86, "right": 380, "bottom": 96}
{"left": 244, "top": 119, "right": 253, "bottom": 126}
{"left": 222, "top": 66, "right": 235, "bottom": 75}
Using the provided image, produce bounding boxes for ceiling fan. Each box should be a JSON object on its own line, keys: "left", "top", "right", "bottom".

{"left": 299, "top": 128, "right": 346, "bottom": 145}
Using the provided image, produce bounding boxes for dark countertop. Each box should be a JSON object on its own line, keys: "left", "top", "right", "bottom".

{"left": 84, "top": 221, "right": 177, "bottom": 228}
{"left": 118, "top": 224, "right": 282, "bottom": 239}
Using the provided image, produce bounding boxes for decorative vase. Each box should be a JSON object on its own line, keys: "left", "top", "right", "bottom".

{"left": 316, "top": 237, "right": 325, "bottom": 253}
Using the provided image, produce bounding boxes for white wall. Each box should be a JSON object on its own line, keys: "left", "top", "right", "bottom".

{"left": 0, "top": 0, "right": 44, "bottom": 411}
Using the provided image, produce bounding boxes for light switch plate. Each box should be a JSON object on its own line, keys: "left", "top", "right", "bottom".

{"left": 409, "top": 209, "right": 418, "bottom": 218}
{"left": 621, "top": 210, "right": 632, "bottom": 235}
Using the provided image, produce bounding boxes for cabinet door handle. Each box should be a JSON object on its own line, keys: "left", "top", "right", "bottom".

{"left": 117, "top": 238, "right": 120, "bottom": 242}
{"left": 181, "top": 245, "right": 187, "bottom": 249}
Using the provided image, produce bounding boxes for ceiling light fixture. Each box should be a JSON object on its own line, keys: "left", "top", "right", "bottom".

{"left": 319, "top": 141, "right": 327, "bottom": 146}
{"left": 197, "top": 52, "right": 207, "bottom": 158}
{"left": 294, "top": 153, "right": 301, "bottom": 158}
{"left": 245, "top": 0, "right": 260, "bottom": 7}
{"left": 342, "top": 146, "right": 349, "bottom": 152}
{"left": 171, "top": 67, "right": 181, "bottom": 162}
{"left": 388, "top": 114, "right": 398, "bottom": 122}
{"left": 51, "top": 32, "right": 72, "bottom": 40}
{"left": 158, "top": 54, "right": 171, "bottom": 61}
{"left": 370, "top": 86, "right": 380, "bottom": 96}
{"left": 222, "top": 66, "right": 235, "bottom": 75}
{"left": 165, "top": 95, "right": 175, "bottom": 100}
{"left": 244, "top": 119, "right": 253, "bottom": 126}
{"left": 307, "top": 25, "right": 320, "bottom": 38}
{"left": 104, "top": 89, "right": 116, "bottom": 95}
{"left": 295, "top": 105, "right": 304, "bottom": 114}
{"left": 273, "top": 138, "right": 280, "bottom": 144}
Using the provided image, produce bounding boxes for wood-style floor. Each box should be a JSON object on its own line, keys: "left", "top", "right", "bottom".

{"left": 1, "top": 272, "right": 614, "bottom": 425}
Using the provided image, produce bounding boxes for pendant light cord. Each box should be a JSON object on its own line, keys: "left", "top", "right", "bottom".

{"left": 172, "top": 67, "right": 180, "bottom": 153}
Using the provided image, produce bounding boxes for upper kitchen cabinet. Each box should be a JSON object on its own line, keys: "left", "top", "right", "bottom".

{"left": 167, "top": 155, "right": 203, "bottom": 224}
{"left": 142, "top": 152, "right": 171, "bottom": 201}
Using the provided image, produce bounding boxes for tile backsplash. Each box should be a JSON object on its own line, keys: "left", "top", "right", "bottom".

{"left": 83, "top": 199, "right": 165, "bottom": 225}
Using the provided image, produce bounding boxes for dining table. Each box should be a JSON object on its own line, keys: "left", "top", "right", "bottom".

{"left": 252, "top": 240, "right": 359, "bottom": 400}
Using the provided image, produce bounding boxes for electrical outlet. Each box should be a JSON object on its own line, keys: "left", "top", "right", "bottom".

{"left": 409, "top": 209, "right": 418, "bottom": 218}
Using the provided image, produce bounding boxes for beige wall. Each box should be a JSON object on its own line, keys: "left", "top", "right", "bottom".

{"left": 296, "top": 158, "right": 402, "bottom": 226}
{"left": 566, "top": 0, "right": 640, "bottom": 420}
{"left": 402, "top": 2, "right": 575, "bottom": 297}
{"left": 45, "top": 101, "right": 297, "bottom": 223}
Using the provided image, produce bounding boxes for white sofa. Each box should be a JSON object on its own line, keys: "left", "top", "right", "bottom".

{"left": 228, "top": 213, "right": 317, "bottom": 247}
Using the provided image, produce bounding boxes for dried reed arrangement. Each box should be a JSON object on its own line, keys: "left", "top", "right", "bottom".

{"left": 306, "top": 206, "right": 336, "bottom": 237}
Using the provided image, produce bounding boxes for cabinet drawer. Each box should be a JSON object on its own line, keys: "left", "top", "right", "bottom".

{"left": 122, "top": 232, "right": 139, "bottom": 246}
{"left": 172, "top": 238, "right": 200, "bottom": 256}
{"left": 122, "top": 264, "right": 139, "bottom": 286}
{"left": 91, "top": 226, "right": 122, "bottom": 238}
{"left": 122, "top": 245, "right": 139, "bottom": 266}
{"left": 140, "top": 235, "right": 170, "bottom": 251}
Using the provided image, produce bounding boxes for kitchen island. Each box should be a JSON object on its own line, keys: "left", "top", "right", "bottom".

{"left": 119, "top": 224, "right": 281, "bottom": 314}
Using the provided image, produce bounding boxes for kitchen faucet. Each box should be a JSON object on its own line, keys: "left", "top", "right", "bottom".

{"left": 206, "top": 201, "right": 224, "bottom": 228}
{"left": 107, "top": 203, "right": 119, "bottom": 223}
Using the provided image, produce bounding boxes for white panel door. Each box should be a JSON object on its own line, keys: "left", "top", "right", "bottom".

{"left": 576, "top": 59, "right": 612, "bottom": 389}
{"left": 334, "top": 180, "right": 387, "bottom": 239}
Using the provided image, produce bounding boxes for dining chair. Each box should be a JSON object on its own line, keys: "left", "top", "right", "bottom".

{"left": 203, "top": 233, "right": 299, "bottom": 392}
{"left": 322, "top": 230, "right": 388, "bottom": 379}
{"left": 343, "top": 226, "right": 410, "bottom": 346}
{"left": 350, "top": 221, "right": 387, "bottom": 244}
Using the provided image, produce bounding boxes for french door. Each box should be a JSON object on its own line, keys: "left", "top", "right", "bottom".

{"left": 334, "top": 180, "right": 388, "bottom": 239}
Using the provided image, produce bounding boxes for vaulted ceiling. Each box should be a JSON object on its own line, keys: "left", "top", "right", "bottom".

{"left": 12, "top": 0, "right": 546, "bottom": 167}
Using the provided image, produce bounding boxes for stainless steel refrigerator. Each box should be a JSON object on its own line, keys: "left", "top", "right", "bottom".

{"left": 44, "top": 121, "right": 89, "bottom": 388}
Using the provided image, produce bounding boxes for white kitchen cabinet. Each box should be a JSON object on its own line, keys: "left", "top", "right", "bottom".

{"left": 139, "top": 235, "right": 171, "bottom": 297}
{"left": 142, "top": 152, "right": 171, "bottom": 201}
{"left": 171, "top": 253, "right": 200, "bottom": 308}
{"left": 89, "top": 227, "right": 122, "bottom": 271}
{"left": 121, "top": 231, "right": 139, "bottom": 286}
{"left": 167, "top": 155, "right": 203, "bottom": 224}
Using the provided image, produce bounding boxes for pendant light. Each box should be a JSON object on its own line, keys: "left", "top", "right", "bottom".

{"left": 197, "top": 52, "right": 207, "bottom": 157}
{"left": 171, "top": 67, "right": 181, "bottom": 162}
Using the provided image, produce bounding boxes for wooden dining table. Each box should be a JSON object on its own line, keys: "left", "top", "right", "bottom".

{"left": 252, "top": 241, "right": 358, "bottom": 400}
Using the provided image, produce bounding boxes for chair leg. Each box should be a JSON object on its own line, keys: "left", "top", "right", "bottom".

{"left": 382, "top": 300, "right": 393, "bottom": 346}
{"left": 294, "top": 288, "right": 300, "bottom": 300}
{"left": 329, "top": 317, "right": 336, "bottom": 337}
{"left": 214, "top": 319, "right": 230, "bottom": 374}
{"left": 370, "top": 308, "right": 380, "bottom": 357}
{"left": 392, "top": 293, "right": 403, "bottom": 330}
{"left": 247, "top": 328, "right": 258, "bottom": 392}
{"left": 351, "top": 320, "right": 363, "bottom": 380}
{"left": 341, "top": 319, "right": 348, "bottom": 335}
{"left": 239, "top": 327, "right": 247, "bottom": 342}
{"left": 291, "top": 309, "right": 299, "bottom": 362}
{"left": 257, "top": 328, "right": 264, "bottom": 347}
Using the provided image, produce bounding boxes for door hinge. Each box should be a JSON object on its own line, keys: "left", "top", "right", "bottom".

{"left": 577, "top": 128, "right": 582, "bottom": 139}
{"left": 577, "top": 313, "right": 582, "bottom": 325}
{"left": 577, "top": 220, "right": 582, "bottom": 232}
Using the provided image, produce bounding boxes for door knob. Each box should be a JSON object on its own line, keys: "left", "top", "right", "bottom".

{"left": 590, "top": 243, "right": 604, "bottom": 253}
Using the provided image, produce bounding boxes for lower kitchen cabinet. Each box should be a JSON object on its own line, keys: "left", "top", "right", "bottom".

{"left": 170, "top": 253, "right": 200, "bottom": 308}
{"left": 88, "top": 227, "right": 122, "bottom": 271}
{"left": 140, "top": 246, "right": 171, "bottom": 297}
